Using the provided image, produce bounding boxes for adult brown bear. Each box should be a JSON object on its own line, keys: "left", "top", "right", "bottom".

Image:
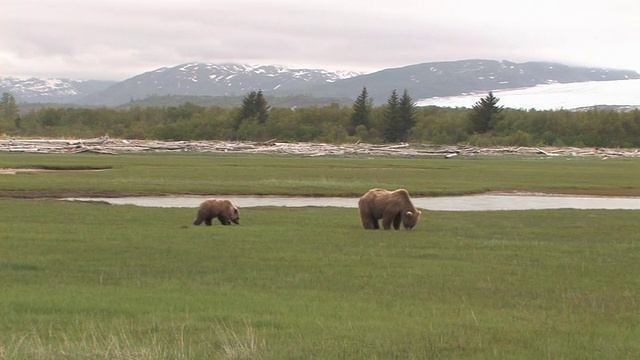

{"left": 193, "top": 198, "right": 240, "bottom": 226}
{"left": 358, "top": 188, "right": 421, "bottom": 230}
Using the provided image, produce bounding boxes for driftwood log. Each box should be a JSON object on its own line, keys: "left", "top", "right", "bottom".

{"left": 0, "top": 136, "right": 638, "bottom": 158}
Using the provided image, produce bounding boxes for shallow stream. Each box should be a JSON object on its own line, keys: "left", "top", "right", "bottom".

{"left": 64, "top": 193, "right": 640, "bottom": 211}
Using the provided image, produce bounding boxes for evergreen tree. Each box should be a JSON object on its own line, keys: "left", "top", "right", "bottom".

{"left": 0, "top": 92, "right": 19, "bottom": 121}
{"left": 349, "top": 87, "right": 372, "bottom": 136}
{"left": 234, "top": 90, "right": 270, "bottom": 130}
{"left": 469, "top": 91, "right": 504, "bottom": 133}
{"left": 253, "top": 90, "right": 270, "bottom": 124}
{"left": 383, "top": 89, "right": 402, "bottom": 142}
{"left": 0, "top": 92, "right": 19, "bottom": 132}
{"left": 398, "top": 89, "right": 416, "bottom": 141}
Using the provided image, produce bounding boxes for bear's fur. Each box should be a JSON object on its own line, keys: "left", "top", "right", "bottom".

{"left": 193, "top": 198, "right": 240, "bottom": 226}
{"left": 358, "top": 188, "right": 421, "bottom": 230}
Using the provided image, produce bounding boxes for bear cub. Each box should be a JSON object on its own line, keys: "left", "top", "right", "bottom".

{"left": 194, "top": 198, "right": 240, "bottom": 226}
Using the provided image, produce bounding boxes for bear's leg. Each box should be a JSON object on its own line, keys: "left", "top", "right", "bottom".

{"left": 218, "top": 215, "right": 231, "bottom": 225}
{"left": 360, "top": 216, "right": 378, "bottom": 229}
{"left": 362, "top": 216, "right": 380, "bottom": 229}
{"left": 382, "top": 212, "right": 395, "bottom": 230}
{"left": 392, "top": 213, "right": 402, "bottom": 230}
{"left": 359, "top": 208, "right": 376, "bottom": 229}
{"left": 205, "top": 217, "right": 213, "bottom": 226}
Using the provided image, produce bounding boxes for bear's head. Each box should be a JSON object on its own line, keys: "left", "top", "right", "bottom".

{"left": 229, "top": 205, "right": 240, "bottom": 224}
{"left": 402, "top": 210, "right": 421, "bottom": 230}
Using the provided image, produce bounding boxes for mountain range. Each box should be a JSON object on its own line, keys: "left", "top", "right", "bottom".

{"left": 2, "top": 60, "right": 639, "bottom": 107}
{"left": 0, "top": 77, "right": 116, "bottom": 104}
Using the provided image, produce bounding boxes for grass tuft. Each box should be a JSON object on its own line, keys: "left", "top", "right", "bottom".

{"left": 215, "top": 319, "right": 265, "bottom": 360}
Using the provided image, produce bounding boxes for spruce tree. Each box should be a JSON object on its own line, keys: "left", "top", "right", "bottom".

{"left": 253, "top": 90, "right": 270, "bottom": 124}
{"left": 383, "top": 89, "right": 402, "bottom": 142}
{"left": 0, "top": 92, "right": 19, "bottom": 132}
{"left": 234, "top": 90, "right": 270, "bottom": 130}
{"left": 398, "top": 89, "right": 416, "bottom": 142}
{"left": 469, "top": 91, "right": 503, "bottom": 133}
{"left": 349, "top": 87, "right": 372, "bottom": 136}
{"left": 0, "top": 92, "right": 19, "bottom": 121}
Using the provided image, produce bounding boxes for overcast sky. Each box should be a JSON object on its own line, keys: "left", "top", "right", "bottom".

{"left": 3, "top": 0, "right": 639, "bottom": 80}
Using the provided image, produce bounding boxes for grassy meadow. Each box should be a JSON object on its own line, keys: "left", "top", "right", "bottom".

{"left": 1, "top": 152, "right": 640, "bottom": 197}
{"left": 1, "top": 152, "right": 639, "bottom": 359}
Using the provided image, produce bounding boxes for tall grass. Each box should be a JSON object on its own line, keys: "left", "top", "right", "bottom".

{"left": 0, "top": 319, "right": 263, "bottom": 359}
{"left": 1, "top": 199, "right": 638, "bottom": 359}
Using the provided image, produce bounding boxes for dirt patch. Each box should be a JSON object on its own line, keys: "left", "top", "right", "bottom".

{"left": 0, "top": 168, "right": 54, "bottom": 175}
{"left": 0, "top": 190, "right": 193, "bottom": 199}
{"left": 0, "top": 167, "right": 109, "bottom": 175}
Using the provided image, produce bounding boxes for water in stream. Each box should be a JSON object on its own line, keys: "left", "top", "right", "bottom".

{"left": 64, "top": 193, "right": 640, "bottom": 211}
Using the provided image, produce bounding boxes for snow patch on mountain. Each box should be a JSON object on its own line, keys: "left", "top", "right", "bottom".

{"left": 417, "top": 79, "right": 640, "bottom": 110}
{"left": 1, "top": 77, "right": 81, "bottom": 98}
{"left": 158, "top": 63, "right": 360, "bottom": 83}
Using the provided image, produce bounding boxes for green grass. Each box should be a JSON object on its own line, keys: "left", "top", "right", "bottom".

{"left": 1, "top": 199, "right": 638, "bottom": 359}
{"left": 1, "top": 152, "right": 639, "bottom": 196}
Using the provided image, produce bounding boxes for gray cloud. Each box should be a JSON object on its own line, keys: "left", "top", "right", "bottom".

{"left": 2, "top": 0, "right": 639, "bottom": 80}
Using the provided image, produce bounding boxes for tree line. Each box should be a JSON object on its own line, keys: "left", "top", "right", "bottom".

{"left": 1, "top": 90, "right": 639, "bottom": 148}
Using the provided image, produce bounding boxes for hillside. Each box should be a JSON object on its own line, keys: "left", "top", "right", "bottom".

{"left": 3, "top": 60, "right": 639, "bottom": 107}
{"left": 0, "top": 77, "right": 115, "bottom": 104}
{"left": 310, "top": 60, "right": 640, "bottom": 104}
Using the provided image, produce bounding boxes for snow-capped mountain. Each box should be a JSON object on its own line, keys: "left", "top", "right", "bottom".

{"left": 78, "top": 63, "right": 361, "bottom": 106}
{"left": 0, "top": 77, "right": 115, "bottom": 103}
{"left": 3, "top": 60, "right": 639, "bottom": 107}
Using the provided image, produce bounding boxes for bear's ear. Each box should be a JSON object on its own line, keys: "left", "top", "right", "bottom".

{"left": 406, "top": 211, "right": 413, "bottom": 217}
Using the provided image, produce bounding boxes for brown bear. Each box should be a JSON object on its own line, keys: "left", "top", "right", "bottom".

{"left": 193, "top": 198, "right": 240, "bottom": 226}
{"left": 358, "top": 188, "right": 421, "bottom": 230}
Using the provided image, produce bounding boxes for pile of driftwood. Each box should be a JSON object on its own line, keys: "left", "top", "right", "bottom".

{"left": 0, "top": 137, "right": 638, "bottom": 158}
